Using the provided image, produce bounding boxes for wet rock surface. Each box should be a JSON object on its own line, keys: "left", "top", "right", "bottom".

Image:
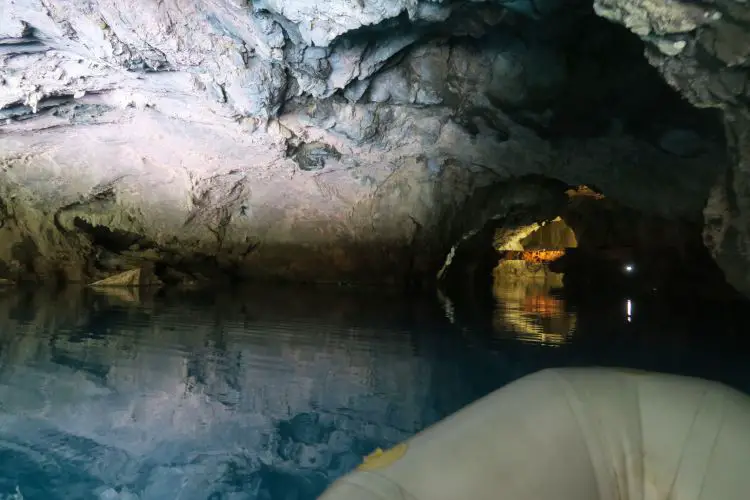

{"left": 0, "top": 0, "right": 740, "bottom": 289}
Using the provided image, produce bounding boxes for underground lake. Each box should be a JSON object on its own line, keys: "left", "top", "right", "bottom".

{"left": 0, "top": 261, "right": 747, "bottom": 500}
{"left": 3, "top": 0, "right": 750, "bottom": 497}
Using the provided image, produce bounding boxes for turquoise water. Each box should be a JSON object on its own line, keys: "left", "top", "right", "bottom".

{"left": 0, "top": 283, "right": 746, "bottom": 500}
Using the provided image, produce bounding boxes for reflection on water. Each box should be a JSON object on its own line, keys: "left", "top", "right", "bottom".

{"left": 492, "top": 261, "right": 576, "bottom": 345}
{"left": 0, "top": 286, "right": 476, "bottom": 500}
{"left": 0, "top": 280, "right": 747, "bottom": 500}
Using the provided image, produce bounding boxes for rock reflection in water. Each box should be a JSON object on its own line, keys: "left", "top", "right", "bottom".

{"left": 0, "top": 286, "right": 457, "bottom": 500}
{"left": 492, "top": 260, "right": 577, "bottom": 345}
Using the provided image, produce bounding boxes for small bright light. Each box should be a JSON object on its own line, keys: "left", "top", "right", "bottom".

{"left": 626, "top": 299, "right": 632, "bottom": 323}
{"left": 624, "top": 264, "right": 634, "bottom": 273}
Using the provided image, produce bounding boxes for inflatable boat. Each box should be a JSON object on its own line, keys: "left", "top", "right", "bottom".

{"left": 320, "top": 368, "right": 750, "bottom": 500}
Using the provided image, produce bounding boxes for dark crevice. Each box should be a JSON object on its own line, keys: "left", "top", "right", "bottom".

{"left": 0, "top": 92, "right": 111, "bottom": 122}
{"left": 0, "top": 38, "right": 47, "bottom": 56}
{"left": 10, "top": 237, "right": 41, "bottom": 275}
{"left": 72, "top": 218, "right": 155, "bottom": 254}
{"left": 335, "top": 11, "right": 415, "bottom": 46}
{"left": 154, "top": 251, "right": 243, "bottom": 286}
{"left": 543, "top": 18, "right": 720, "bottom": 141}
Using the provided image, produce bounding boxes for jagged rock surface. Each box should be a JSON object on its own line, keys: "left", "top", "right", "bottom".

{"left": 0, "top": 0, "right": 731, "bottom": 287}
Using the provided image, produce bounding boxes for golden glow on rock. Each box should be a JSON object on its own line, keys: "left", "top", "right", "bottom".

{"left": 565, "top": 185, "right": 605, "bottom": 199}
{"left": 491, "top": 261, "right": 576, "bottom": 345}
{"left": 501, "top": 249, "right": 566, "bottom": 262}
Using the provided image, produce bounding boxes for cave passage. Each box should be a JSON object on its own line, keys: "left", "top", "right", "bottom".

{"left": 2, "top": 0, "right": 750, "bottom": 498}
{"left": 439, "top": 181, "right": 742, "bottom": 324}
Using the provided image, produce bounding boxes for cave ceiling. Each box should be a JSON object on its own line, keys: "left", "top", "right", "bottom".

{"left": 0, "top": 0, "right": 746, "bottom": 289}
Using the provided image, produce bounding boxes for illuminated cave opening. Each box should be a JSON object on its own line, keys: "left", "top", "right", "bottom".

{"left": 489, "top": 190, "right": 583, "bottom": 345}
{"left": 485, "top": 183, "right": 738, "bottom": 302}
{"left": 492, "top": 186, "right": 589, "bottom": 294}
{"left": 438, "top": 180, "right": 741, "bottom": 344}
{"left": 491, "top": 217, "right": 577, "bottom": 344}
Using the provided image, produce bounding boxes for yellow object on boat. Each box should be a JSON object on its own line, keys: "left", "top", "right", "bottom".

{"left": 357, "top": 443, "right": 409, "bottom": 472}
{"left": 320, "top": 368, "right": 750, "bottom": 500}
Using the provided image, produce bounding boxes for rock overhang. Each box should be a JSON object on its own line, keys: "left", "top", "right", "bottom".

{"left": 0, "top": 0, "right": 742, "bottom": 290}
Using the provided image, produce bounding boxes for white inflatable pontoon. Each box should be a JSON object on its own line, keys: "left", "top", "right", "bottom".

{"left": 320, "top": 368, "right": 750, "bottom": 500}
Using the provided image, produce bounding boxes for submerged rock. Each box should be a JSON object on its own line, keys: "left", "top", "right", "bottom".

{"left": 89, "top": 267, "right": 162, "bottom": 287}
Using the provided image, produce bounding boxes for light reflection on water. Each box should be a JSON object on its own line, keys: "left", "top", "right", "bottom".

{"left": 491, "top": 261, "right": 575, "bottom": 345}
{"left": 0, "top": 282, "right": 746, "bottom": 500}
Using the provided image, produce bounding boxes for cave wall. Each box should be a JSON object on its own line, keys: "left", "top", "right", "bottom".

{"left": 519, "top": 218, "right": 578, "bottom": 249}
{"left": 0, "top": 0, "right": 730, "bottom": 286}
{"left": 593, "top": 0, "right": 750, "bottom": 294}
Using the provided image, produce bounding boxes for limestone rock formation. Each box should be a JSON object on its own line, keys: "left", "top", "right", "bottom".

{"left": 0, "top": 0, "right": 740, "bottom": 288}
{"left": 89, "top": 266, "right": 161, "bottom": 287}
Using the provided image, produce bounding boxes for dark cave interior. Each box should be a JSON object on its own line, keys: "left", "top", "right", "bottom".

{"left": 431, "top": 8, "right": 737, "bottom": 313}
{"left": 438, "top": 178, "right": 742, "bottom": 312}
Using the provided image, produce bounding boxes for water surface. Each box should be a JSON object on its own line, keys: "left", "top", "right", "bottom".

{"left": 0, "top": 281, "right": 746, "bottom": 500}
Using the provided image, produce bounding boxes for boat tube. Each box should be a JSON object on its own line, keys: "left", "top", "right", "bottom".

{"left": 319, "top": 368, "right": 750, "bottom": 500}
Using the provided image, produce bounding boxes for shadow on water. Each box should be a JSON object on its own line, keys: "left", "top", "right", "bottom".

{"left": 0, "top": 280, "right": 746, "bottom": 500}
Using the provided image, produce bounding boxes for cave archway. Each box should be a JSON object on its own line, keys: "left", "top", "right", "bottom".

{"left": 437, "top": 176, "right": 741, "bottom": 338}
